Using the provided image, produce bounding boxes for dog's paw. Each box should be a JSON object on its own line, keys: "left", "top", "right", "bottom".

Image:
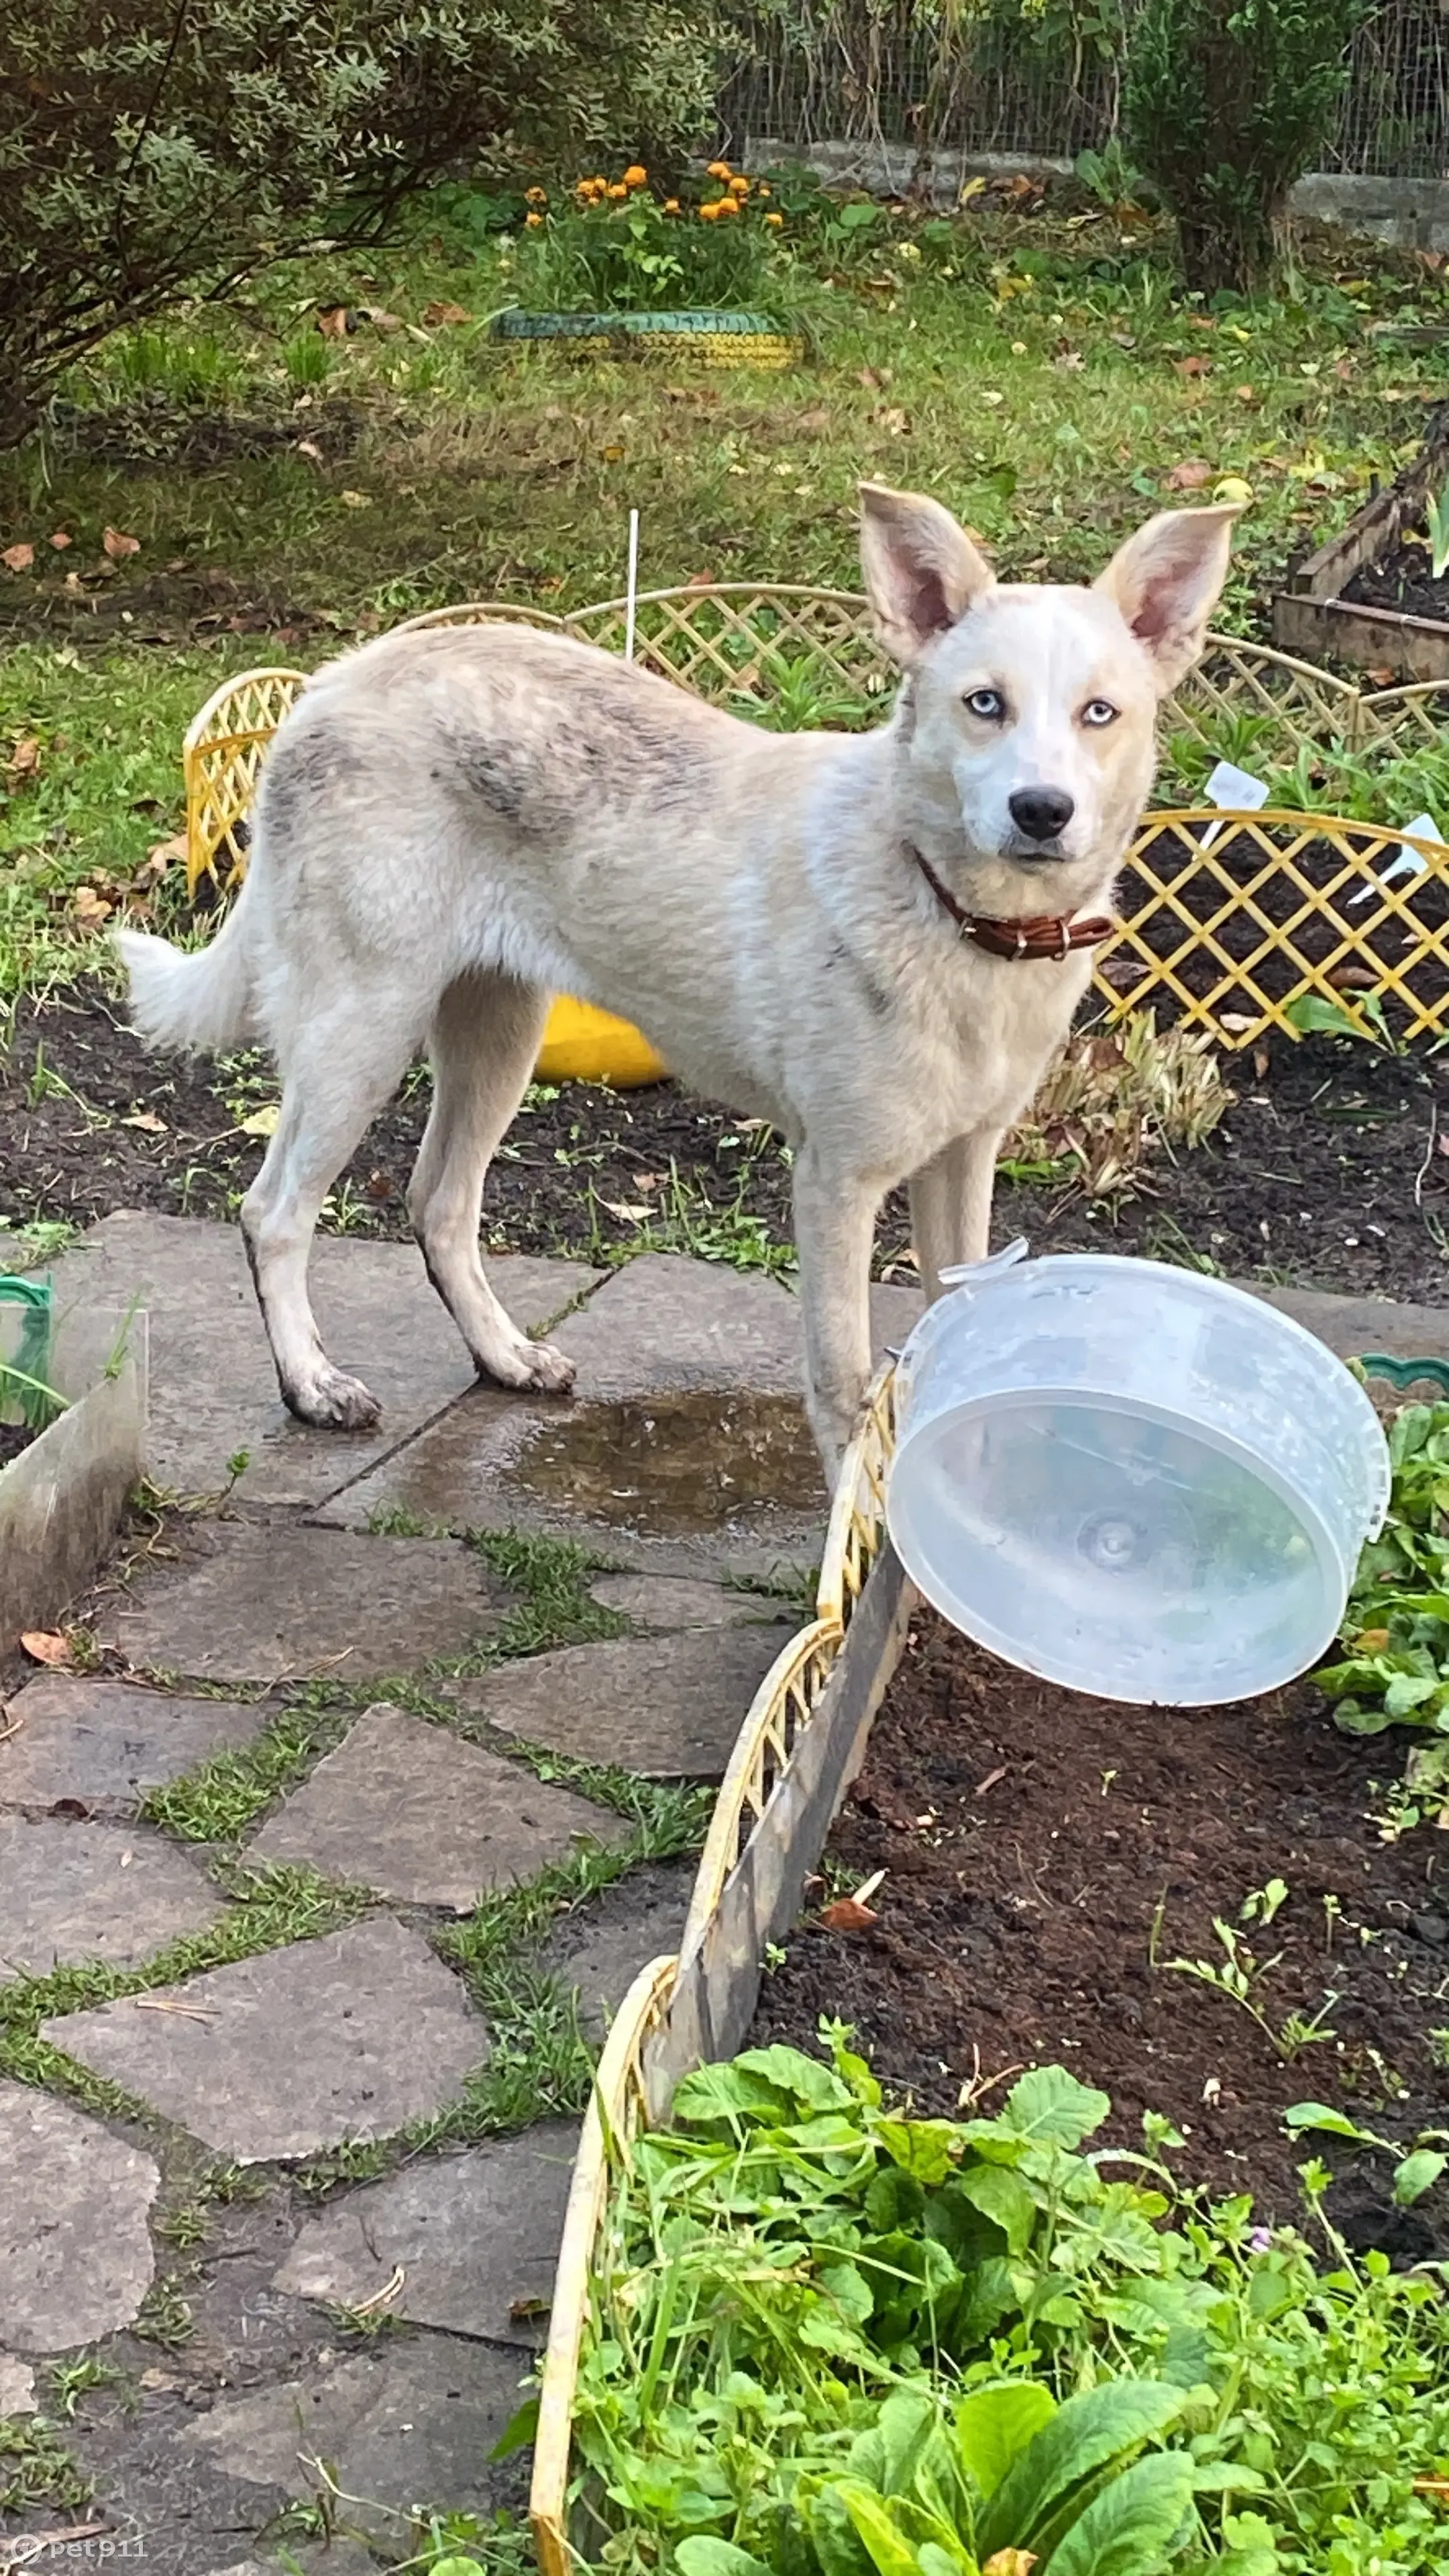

{"left": 480, "top": 1337, "right": 576, "bottom": 1398}
{"left": 288, "top": 1366, "right": 382, "bottom": 1432}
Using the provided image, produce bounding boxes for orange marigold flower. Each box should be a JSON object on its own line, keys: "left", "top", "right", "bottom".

{"left": 525, "top": 211, "right": 544, "bottom": 228}
{"left": 716, "top": 194, "right": 740, "bottom": 216}
{"left": 699, "top": 201, "right": 721, "bottom": 219}
{"left": 758, "top": 183, "right": 772, "bottom": 198}
{"left": 606, "top": 182, "right": 629, "bottom": 200}
{"left": 663, "top": 197, "right": 681, "bottom": 213}
{"left": 763, "top": 210, "right": 784, "bottom": 228}
{"left": 728, "top": 174, "right": 749, "bottom": 195}
{"left": 525, "top": 186, "right": 548, "bottom": 205}
{"left": 623, "top": 164, "right": 647, "bottom": 186}
{"left": 706, "top": 160, "right": 732, "bottom": 180}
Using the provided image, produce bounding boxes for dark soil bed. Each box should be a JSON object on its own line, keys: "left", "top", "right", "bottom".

{"left": 1343, "top": 537, "right": 1449, "bottom": 628}
{"left": 0, "top": 1420, "right": 38, "bottom": 1469}
{"left": 752, "top": 1606, "right": 1449, "bottom": 2249}
{"left": 3, "top": 977, "right": 1448, "bottom": 1301}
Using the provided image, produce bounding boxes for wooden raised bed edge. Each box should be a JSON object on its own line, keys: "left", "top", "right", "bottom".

{"left": 1273, "top": 402, "right": 1449, "bottom": 682}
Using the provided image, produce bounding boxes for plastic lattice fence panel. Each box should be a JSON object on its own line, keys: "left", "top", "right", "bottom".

{"left": 183, "top": 667, "right": 307, "bottom": 895}
{"left": 1099, "top": 808, "right": 1449, "bottom": 1045}
{"left": 564, "top": 584, "right": 894, "bottom": 715}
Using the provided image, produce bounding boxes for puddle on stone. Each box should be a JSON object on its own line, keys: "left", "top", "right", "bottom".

{"left": 504, "top": 1390, "right": 827, "bottom": 1537}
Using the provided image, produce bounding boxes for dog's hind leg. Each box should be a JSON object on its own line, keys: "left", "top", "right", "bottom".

{"left": 241, "top": 1000, "right": 418, "bottom": 1429}
{"left": 407, "top": 971, "right": 576, "bottom": 1395}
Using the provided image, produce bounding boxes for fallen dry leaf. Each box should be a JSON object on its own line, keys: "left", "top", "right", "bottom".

{"left": 859, "top": 364, "right": 891, "bottom": 389}
{"left": 339, "top": 489, "right": 372, "bottom": 509}
{"left": 820, "top": 1894, "right": 879, "bottom": 1933}
{"left": 974, "top": 1765, "right": 1008, "bottom": 1796}
{"left": 21, "top": 1631, "right": 72, "bottom": 1667}
{"left": 1327, "top": 963, "right": 1379, "bottom": 992}
{"left": 686, "top": 570, "right": 714, "bottom": 588}
{"left": 139, "top": 833, "right": 187, "bottom": 886}
{"left": 72, "top": 885, "right": 113, "bottom": 931}
{"left": 1218, "top": 1010, "right": 1256, "bottom": 1034}
{"left": 422, "top": 299, "right": 471, "bottom": 327}
{"left": 983, "top": 2553, "right": 1037, "bottom": 2576}
{"left": 1163, "top": 458, "right": 1212, "bottom": 491}
{"left": 1174, "top": 354, "right": 1212, "bottom": 378}
{"left": 103, "top": 525, "right": 140, "bottom": 559}
{"left": 49, "top": 528, "right": 72, "bottom": 549}
{"left": 296, "top": 438, "right": 325, "bottom": 463}
{"left": 602, "top": 1199, "right": 652, "bottom": 1223}
{"left": 6, "top": 735, "right": 41, "bottom": 782}
{"left": 239, "top": 1103, "right": 280, "bottom": 1138}
{"left": 1253, "top": 1044, "right": 1271, "bottom": 1080}
{"left": 1354, "top": 1627, "right": 1391, "bottom": 1653}
{"left": 364, "top": 308, "right": 403, "bottom": 334}
{"left": 2, "top": 541, "right": 34, "bottom": 572}
{"left": 121, "top": 1111, "right": 167, "bottom": 1134}
{"left": 1234, "top": 383, "right": 1259, "bottom": 405}
{"left": 879, "top": 405, "right": 910, "bottom": 434}
{"left": 316, "top": 303, "right": 352, "bottom": 338}
{"left": 601, "top": 442, "right": 625, "bottom": 464}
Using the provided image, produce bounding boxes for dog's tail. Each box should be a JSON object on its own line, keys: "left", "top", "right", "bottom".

{"left": 115, "top": 880, "right": 257, "bottom": 1055}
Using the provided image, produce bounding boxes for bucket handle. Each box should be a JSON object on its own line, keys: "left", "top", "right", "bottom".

{"left": 939, "top": 1238, "right": 1031, "bottom": 1291}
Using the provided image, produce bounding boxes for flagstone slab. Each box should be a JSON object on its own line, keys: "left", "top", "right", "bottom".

{"left": 250, "top": 1705, "right": 627, "bottom": 1909}
{"left": 0, "top": 2355, "right": 36, "bottom": 2413}
{"left": 50, "top": 1214, "right": 597, "bottom": 1507}
{"left": 0, "top": 2078, "right": 158, "bottom": 2351}
{"left": 41, "top": 1917, "right": 487, "bottom": 2161}
{"left": 443, "top": 1623, "right": 794, "bottom": 1779}
{"left": 316, "top": 1263, "right": 918, "bottom": 1578}
{"left": 178, "top": 2338, "right": 530, "bottom": 2540}
{"left": 0, "top": 1676, "right": 271, "bottom": 1816}
{"left": 97, "top": 1524, "right": 513, "bottom": 1686}
{"left": 274, "top": 2119, "right": 580, "bottom": 2342}
{"left": 545, "top": 1861, "right": 694, "bottom": 2035}
{"left": 588, "top": 1572, "right": 786, "bottom": 1629}
{"left": 0, "top": 1815, "right": 227, "bottom": 1979}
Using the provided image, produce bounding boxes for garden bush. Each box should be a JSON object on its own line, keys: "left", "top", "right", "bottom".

{"left": 0, "top": 0, "right": 730, "bottom": 446}
{"left": 1123, "top": 0, "right": 1364, "bottom": 295}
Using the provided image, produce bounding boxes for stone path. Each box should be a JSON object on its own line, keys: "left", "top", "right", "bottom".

{"left": 5, "top": 1212, "right": 1438, "bottom": 2575}
{"left": 0, "top": 1216, "right": 919, "bottom": 2575}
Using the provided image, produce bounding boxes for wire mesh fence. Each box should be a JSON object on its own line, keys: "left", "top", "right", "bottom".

{"left": 724, "top": 0, "right": 1449, "bottom": 181}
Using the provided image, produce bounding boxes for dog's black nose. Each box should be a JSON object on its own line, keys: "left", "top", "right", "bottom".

{"left": 1009, "top": 787, "right": 1075, "bottom": 843}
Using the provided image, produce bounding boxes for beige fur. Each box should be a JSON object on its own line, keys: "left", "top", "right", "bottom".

{"left": 117, "top": 486, "right": 1235, "bottom": 1469}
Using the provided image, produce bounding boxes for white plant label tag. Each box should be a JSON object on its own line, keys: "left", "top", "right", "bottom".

{"left": 1349, "top": 811, "right": 1443, "bottom": 904}
{"left": 1199, "top": 760, "right": 1270, "bottom": 852}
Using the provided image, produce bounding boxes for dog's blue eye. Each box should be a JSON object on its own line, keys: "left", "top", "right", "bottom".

{"left": 965, "top": 688, "right": 1005, "bottom": 720}
{"left": 1081, "top": 698, "right": 1118, "bottom": 727}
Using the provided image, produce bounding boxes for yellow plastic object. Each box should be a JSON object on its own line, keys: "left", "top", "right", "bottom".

{"left": 528, "top": 1360, "right": 900, "bottom": 2576}
{"left": 535, "top": 996, "right": 667, "bottom": 1087}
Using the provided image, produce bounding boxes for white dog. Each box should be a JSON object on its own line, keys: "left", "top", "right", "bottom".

{"left": 118, "top": 484, "right": 1234, "bottom": 1470}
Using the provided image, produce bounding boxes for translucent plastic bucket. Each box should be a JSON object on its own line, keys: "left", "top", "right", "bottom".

{"left": 887, "top": 1244, "right": 1391, "bottom": 1707}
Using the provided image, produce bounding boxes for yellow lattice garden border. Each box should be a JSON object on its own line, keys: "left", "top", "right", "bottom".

{"left": 180, "top": 591, "right": 1449, "bottom": 1049}
{"left": 529, "top": 1359, "right": 900, "bottom": 2576}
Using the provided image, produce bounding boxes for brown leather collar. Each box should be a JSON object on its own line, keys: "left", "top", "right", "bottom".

{"left": 911, "top": 845, "right": 1114, "bottom": 961}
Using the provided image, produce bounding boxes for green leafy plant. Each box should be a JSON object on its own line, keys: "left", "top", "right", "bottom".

{"left": 567, "top": 2030, "right": 1449, "bottom": 2576}
{"left": 1315, "top": 1402, "right": 1449, "bottom": 1769}
{"left": 1284, "top": 2102, "right": 1449, "bottom": 2210}
{"left": 504, "top": 162, "right": 792, "bottom": 316}
{"left": 1165, "top": 1910, "right": 1338, "bottom": 2063}
{"left": 1124, "top": 0, "right": 1366, "bottom": 293}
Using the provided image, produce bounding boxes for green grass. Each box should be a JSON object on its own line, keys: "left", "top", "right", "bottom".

{"left": 0, "top": 2413, "right": 93, "bottom": 2514}
{"left": 1, "top": 186, "right": 1442, "bottom": 1006}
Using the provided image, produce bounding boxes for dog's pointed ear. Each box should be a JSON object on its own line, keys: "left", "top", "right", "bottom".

{"left": 859, "top": 483, "right": 994, "bottom": 667}
{"left": 1095, "top": 503, "right": 1240, "bottom": 692}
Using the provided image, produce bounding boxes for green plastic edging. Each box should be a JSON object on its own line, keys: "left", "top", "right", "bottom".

{"left": 1358, "top": 1351, "right": 1449, "bottom": 1395}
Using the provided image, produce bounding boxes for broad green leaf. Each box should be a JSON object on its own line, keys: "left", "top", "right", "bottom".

{"left": 998, "top": 2067, "right": 1111, "bottom": 2149}
{"left": 677, "top": 2546, "right": 775, "bottom": 2576}
{"left": 953, "top": 2383, "right": 1057, "bottom": 2501}
{"left": 734, "top": 2045, "right": 856, "bottom": 2111}
{"left": 488, "top": 2394, "right": 539, "bottom": 2459}
{"left": 847, "top": 2390, "right": 941, "bottom": 2491}
{"left": 1383, "top": 1672, "right": 1442, "bottom": 1717}
{"left": 811, "top": 2484, "right": 874, "bottom": 2576}
{"left": 429, "top": 2561, "right": 486, "bottom": 2576}
{"left": 1282, "top": 2102, "right": 1372, "bottom": 2142}
{"left": 1044, "top": 2451, "right": 1196, "bottom": 2576}
{"left": 1283, "top": 992, "right": 1367, "bottom": 1040}
{"left": 957, "top": 2166, "right": 1036, "bottom": 2257}
{"left": 976, "top": 2380, "right": 1184, "bottom": 2560}
{"left": 818, "top": 2259, "right": 875, "bottom": 2326}
{"left": 832, "top": 2481, "right": 926, "bottom": 2576}
{"left": 672, "top": 2061, "right": 796, "bottom": 2125}
{"left": 1393, "top": 2147, "right": 1447, "bottom": 2204}
{"left": 877, "top": 2118, "right": 959, "bottom": 2184}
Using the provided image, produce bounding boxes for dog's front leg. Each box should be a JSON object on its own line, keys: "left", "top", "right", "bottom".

{"left": 792, "top": 1145, "right": 879, "bottom": 1478}
{"left": 908, "top": 1128, "right": 1002, "bottom": 1303}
